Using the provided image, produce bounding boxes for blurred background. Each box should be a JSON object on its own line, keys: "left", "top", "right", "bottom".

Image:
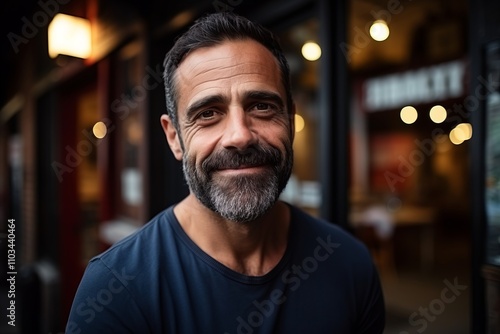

{"left": 0, "top": 0, "right": 499, "bottom": 333}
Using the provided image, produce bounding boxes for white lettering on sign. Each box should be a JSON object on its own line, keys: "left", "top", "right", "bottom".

{"left": 363, "top": 60, "right": 465, "bottom": 111}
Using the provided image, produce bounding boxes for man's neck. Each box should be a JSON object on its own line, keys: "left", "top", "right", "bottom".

{"left": 173, "top": 194, "right": 290, "bottom": 276}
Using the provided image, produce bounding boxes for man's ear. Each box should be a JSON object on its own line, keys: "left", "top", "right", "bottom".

{"left": 290, "top": 102, "right": 296, "bottom": 142}
{"left": 160, "top": 114, "right": 183, "bottom": 161}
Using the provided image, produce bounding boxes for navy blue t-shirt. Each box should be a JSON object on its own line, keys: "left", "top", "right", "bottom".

{"left": 66, "top": 204, "right": 385, "bottom": 333}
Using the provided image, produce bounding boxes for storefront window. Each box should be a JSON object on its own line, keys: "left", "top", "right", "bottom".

{"left": 99, "top": 39, "right": 147, "bottom": 247}
{"left": 348, "top": 0, "right": 471, "bottom": 331}
{"left": 114, "top": 41, "right": 145, "bottom": 222}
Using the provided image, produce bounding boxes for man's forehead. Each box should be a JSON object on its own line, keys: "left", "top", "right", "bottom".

{"left": 177, "top": 39, "right": 279, "bottom": 78}
{"left": 177, "top": 60, "right": 276, "bottom": 87}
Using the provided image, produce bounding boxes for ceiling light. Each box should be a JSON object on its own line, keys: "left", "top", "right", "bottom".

{"left": 48, "top": 14, "right": 91, "bottom": 59}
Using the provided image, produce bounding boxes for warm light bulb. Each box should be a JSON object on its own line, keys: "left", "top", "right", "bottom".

{"left": 301, "top": 42, "right": 321, "bottom": 61}
{"left": 48, "top": 13, "right": 91, "bottom": 58}
{"left": 369, "top": 20, "right": 390, "bottom": 42}
{"left": 400, "top": 106, "right": 418, "bottom": 124}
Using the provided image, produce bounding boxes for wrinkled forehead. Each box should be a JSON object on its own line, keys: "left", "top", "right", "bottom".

{"left": 177, "top": 39, "right": 281, "bottom": 81}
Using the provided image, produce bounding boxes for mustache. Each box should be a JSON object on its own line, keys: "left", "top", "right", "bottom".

{"left": 201, "top": 145, "right": 282, "bottom": 174}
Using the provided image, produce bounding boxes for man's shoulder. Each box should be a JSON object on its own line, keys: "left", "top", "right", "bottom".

{"left": 289, "top": 204, "right": 355, "bottom": 238}
{"left": 288, "top": 204, "right": 370, "bottom": 257}
{"left": 90, "top": 206, "right": 177, "bottom": 267}
{"left": 288, "top": 204, "right": 379, "bottom": 289}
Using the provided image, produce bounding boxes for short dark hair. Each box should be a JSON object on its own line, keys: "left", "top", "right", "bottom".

{"left": 162, "top": 12, "right": 293, "bottom": 130}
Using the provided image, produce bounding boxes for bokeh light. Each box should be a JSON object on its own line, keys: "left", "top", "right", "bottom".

{"left": 301, "top": 42, "right": 322, "bottom": 61}
{"left": 449, "top": 127, "right": 464, "bottom": 145}
{"left": 369, "top": 20, "right": 390, "bottom": 42}
{"left": 400, "top": 106, "right": 418, "bottom": 124}
{"left": 456, "top": 123, "right": 472, "bottom": 140}
{"left": 429, "top": 105, "right": 447, "bottom": 123}
{"left": 295, "top": 114, "right": 305, "bottom": 132}
{"left": 93, "top": 121, "right": 108, "bottom": 139}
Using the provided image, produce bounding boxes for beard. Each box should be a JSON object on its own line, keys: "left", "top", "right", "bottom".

{"left": 182, "top": 140, "right": 293, "bottom": 223}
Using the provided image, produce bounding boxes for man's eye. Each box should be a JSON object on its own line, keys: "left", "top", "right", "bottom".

{"left": 253, "top": 103, "right": 274, "bottom": 111}
{"left": 199, "top": 110, "right": 215, "bottom": 119}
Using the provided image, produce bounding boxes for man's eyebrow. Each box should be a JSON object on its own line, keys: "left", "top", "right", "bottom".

{"left": 184, "top": 91, "right": 286, "bottom": 121}
{"left": 185, "top": 95, "right": 227, "bottom": 121}
{"left": 244, "top": 90, "right": 285, "bottom": 110}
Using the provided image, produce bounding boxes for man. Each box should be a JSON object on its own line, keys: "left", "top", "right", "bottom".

{"left": 66, "top": 12, "right": 385, "bottom": 333}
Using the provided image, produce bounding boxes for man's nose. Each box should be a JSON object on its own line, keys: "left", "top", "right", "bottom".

{"left": 220, "top": 107, "right": 257, "bottom": 150}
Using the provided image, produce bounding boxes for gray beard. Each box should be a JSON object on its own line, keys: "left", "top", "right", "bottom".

{"left": 182, "top": 143, "right": 293, "bottom": 223}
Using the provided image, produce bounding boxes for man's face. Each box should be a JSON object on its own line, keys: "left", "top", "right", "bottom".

{"left": 168, "top": 39, "right": 294, "bottom": 223}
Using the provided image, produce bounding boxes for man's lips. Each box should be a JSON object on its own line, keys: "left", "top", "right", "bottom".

{"left": 215, "top": 164, "right": 268, "bottom": 173}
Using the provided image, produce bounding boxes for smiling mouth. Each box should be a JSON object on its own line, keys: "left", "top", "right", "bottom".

{"left": 216, "top": 165, "right": 268, "bottom": 173}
